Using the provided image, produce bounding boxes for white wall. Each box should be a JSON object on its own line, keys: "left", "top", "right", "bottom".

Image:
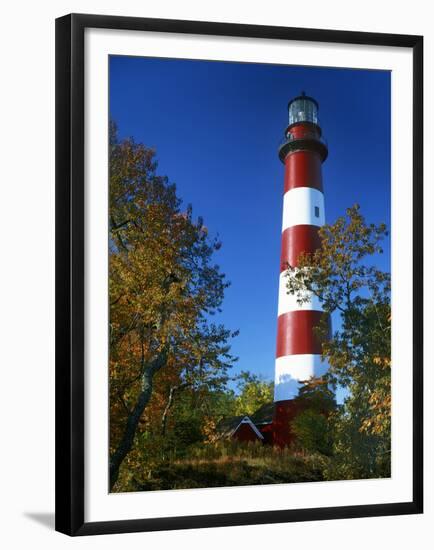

{"left": 0, "top": 0, "right": 431, "bottom": 547}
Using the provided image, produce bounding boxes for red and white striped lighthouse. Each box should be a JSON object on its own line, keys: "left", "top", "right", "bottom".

{"left": 273, "top": 93, "right": 330, "bottom": 446}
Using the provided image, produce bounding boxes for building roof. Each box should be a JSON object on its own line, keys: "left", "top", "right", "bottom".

{"left": 216, "top": 415, "right": 264, "bottom": 440}
{"left": 216, "top": 415, "right": 245, "bottom": 439}
{"left": 250, "top": 402, "right": 274, "bottom": 425}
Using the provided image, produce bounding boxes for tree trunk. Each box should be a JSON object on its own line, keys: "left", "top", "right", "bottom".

{"left": 160, "top": 382, "right": 192, "bottom": 436}
{"left": 161, "top": 385, "right": 178, "bottom": 437}
{"left": 109, "top": 348, "right": 168, "bottom": 490}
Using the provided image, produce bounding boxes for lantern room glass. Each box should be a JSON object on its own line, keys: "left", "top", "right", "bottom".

{"left": 288, "top": 98, "right": 318, "bottom": 125}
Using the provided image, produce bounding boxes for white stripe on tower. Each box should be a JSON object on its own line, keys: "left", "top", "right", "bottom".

{"left": 277, "top": 271, "right": 323, "bottom": 316}
{"left": 274, "top": 355, "right": 329, "bottom": 402}
{"left": 281, "top": 187, "right": 325, "bottom": 231}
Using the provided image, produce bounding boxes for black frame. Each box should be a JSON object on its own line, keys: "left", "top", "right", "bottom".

{"left": 55, "top": 13, "right": 423, "bottom": 536}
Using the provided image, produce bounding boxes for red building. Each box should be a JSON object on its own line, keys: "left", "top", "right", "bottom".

{"left": 216, "top": 416, "right": 264, "bottom": 443}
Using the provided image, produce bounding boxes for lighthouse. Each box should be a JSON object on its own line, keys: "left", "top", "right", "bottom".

{"left": 217, "top": 93, "right": 332, "bottom": 447}
{"left": 273, "top": 93, "right": 330, "bottom": 446}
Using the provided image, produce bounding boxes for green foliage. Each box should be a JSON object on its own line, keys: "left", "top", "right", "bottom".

{"left": 292, "top": 410, "right": 333, "bottom": 456}
{"left": 173, "top": 418, "right": 204, "bottom": 449}
{"left": 286, "top": 204, "right": 391, "bottom": 479}
{"left": 323, "top": 409, "right": 391, "bottom": 480}
{"left": 296, "top": 378, "right": 336, "bottom": 413}
{"left": 292, "top": 378, "right": 336, "bottom": 456}
{"left": 234, "top": 371, "right": 274, "bottom": 416}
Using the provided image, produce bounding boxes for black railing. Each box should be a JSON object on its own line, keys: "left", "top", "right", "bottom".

{"left": 278, "top": 131, "right": 329, "bottom": 162}
{"left": 279, "top": 132, "right": 328, "bottom": 149}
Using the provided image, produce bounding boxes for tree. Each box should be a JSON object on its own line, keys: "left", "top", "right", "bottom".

{"left": 286, "top": 204, "right": 391, "bottom": 478}
{"left": 109, "top": 123, "right": 237, "bottom": 489}
{"left": 234, "top": 371, "right": 274, "bottom": 416}
{"left": 292, "top": 378, "right": 336, "bottom": 456}
{"left": 295, "top": 377, "right": 336, "bottom": 414}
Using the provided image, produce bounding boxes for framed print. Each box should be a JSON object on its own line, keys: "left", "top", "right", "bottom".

{"left": 55, "top": 13, "right": 423, "bottom": 536}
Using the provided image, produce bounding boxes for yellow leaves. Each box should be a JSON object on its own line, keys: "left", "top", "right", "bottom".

{"left": 201, "top": 417, "right": 218, "bottom": 444}
{"left": 373, "top": 356, "right": 391, "bottom": 369}
{"left": 359, "top": 376, "right": 391, "bottom": 437}
{"left": 234, "top": 375, "right": 274, "bottom": 416}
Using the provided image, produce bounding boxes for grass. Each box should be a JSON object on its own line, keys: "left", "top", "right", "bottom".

{"left": 131, "top": 441, "right": 327, "bottom": 491}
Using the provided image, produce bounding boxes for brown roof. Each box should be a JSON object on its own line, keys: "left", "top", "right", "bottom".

{"left": 216, "top": 415, "right": 264, "bottom": 440}
{"left": 250, "top": 402, "right": 274, "bottom": 425}
{"left": 216, "top": 416, "right": 246, "bottom": 439}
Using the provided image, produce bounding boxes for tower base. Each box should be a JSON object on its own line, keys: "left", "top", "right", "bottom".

{"left": 272, "top": 399, "right": 306, "bottom": 447}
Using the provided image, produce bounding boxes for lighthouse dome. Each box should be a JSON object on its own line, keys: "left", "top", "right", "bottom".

{"left": 288, "top": 92, "right": 319, "bottom": 126}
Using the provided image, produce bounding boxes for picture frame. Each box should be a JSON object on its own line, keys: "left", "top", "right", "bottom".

{"left": 55, "top": 13, "right": 423, "bottom": 536}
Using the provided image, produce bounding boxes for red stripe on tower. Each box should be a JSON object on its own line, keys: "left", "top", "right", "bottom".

{"left": 284, "top": 150, "right": 323, "bottom": 193}
{"left": 276, "top": 310, "right": 327, "bottom": 357}
{"left": 280, "top": 225, "right": 322, "bottom": 271}
{"left": 273, "top": 92, "right": 330, "bottom": 446}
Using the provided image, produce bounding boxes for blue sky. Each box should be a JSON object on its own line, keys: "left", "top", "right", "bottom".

{"left": 109, "top": 56, "right": 391, "bottom": 391}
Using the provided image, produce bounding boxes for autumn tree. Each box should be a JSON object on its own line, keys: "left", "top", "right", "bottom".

{"left": 286, "top": 204, "right": 391, "bottom": 478}
{"left": 109, "top": 123, "right": 237, "bottom": 490}
{"left": 234, "top": 371, "right": 274, "bottom": 416}
{"left": 292, "top": 378, "right": 336, "bottom": 456}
